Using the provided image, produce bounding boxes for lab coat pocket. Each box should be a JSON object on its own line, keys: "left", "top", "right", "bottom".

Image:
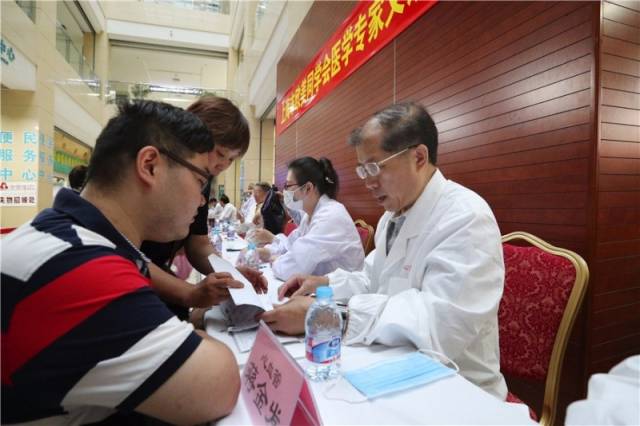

{"left": 387, "top": 277, "right": 410, "bottom": 297}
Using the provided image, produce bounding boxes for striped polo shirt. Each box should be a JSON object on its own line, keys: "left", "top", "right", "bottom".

{"left": 1, "top": 188, "right": 202, "bottom": 425}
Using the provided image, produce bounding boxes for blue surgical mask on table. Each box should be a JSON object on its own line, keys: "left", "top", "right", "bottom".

{"left": 324, "top": 349, "right": 459, "bottom": 402}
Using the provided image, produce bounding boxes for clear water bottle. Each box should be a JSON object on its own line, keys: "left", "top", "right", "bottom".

{"left": 245, "top": 242, "right": 260, "bottom": 269}
{"left": 210, "top": 228, "right": 223, "bottom": 254}
{"left": 227, "top": 223, "right": 236, "bottom": 240}
{"left": 305, "top": 286, "right": 342, "bottom": 381}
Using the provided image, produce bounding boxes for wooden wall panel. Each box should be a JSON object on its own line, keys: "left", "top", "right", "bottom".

{"left": 592, "top": 0, "right": 640, "bottom": 374}
{"left": 276, "top": 1, "right": 639, "bottom": 421}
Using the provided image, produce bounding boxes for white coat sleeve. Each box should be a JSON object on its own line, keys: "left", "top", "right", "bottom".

{"left": 566, "top": 355, "right": 640, "bottom": 425}
{"left": 327, "top": 249, "right": 376, "bottom": 302}
{"left": 265, "top": 231, "right": 295, "bottom": 256}
{"left": 270, "top": 214, "right": 362, "bottom": 281}
{"left": 344, "top": 209, "right": 505, "bottom": 362}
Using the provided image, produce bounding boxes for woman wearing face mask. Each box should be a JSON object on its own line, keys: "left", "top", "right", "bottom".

{"left": 255, "top": 156, "right": 365, "bottom": 281}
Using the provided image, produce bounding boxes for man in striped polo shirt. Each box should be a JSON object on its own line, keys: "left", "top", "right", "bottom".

{"left": 1, "top": 101, "right": 241, "bottom": 425}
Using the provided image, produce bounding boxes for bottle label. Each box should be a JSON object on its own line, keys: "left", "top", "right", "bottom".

{"left": 306, "top": 335, "right": 341, "bottom": 364}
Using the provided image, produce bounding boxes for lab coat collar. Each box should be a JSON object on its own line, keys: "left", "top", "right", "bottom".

{"left": 308, "top": 194, "right": 330, "bottom": 219}
{"left": 299, "top": 194, "right": 330, "bottom": 229}
{"left": 383, "top": 169, "right": 446, "bottom": 268}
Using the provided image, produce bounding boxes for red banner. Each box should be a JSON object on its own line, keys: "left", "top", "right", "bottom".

{"left": 276, "top": 0, "right": 437, "bottom": 136}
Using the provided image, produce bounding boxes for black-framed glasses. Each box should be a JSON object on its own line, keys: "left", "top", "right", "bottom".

{"left": 355, "top": 145, "right": 418, "bottom": 179}
{"left": 283, "top": 182, "right": 302, "bottom": 190}
{"left": 158, "top": 147, "right": 212, "bottom": 193}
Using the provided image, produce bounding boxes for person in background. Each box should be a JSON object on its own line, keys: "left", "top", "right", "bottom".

{"left": 285, "top": 202, "right": 304, "bottom": 226}
{"left": 140, "top": 96, "right": 266, "bottom": 324}
{"left": 68, "top": 164, "right": 88, "bottom": 192}
{"left": 208, "top": 197, "right": 223, "bottom": 226}
{"left": 218, "top": 194, "right": 237, "bottom": 222}
{"left": 237, "top": 183, "right": 256, "bottom": 223}
{"left": 1, "top": 101, "right": 240, "bottom": 425}
{"left": 262, "top": 102, "right": 508, "bottom": 400}
{"left": 565, "top": 355, "right": 639, "bottom": 425}
{"left": 252, "top": 156, "right": 364, "bottom": 281}
{"left": 252, "top": 182, "right": 286, "bottom": 235}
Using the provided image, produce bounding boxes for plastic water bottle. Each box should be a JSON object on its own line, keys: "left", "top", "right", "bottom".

{"left": 305, "top": 286, "right": 342, "bottom": 381}
{"left": 245, "top": 242, "right": 260, "bottom": 269}
{"left": 227, "top": 223, "right": 236, "bottom": 240}
{"left": 210, "top": 228, "right": 223, "bottom": 254}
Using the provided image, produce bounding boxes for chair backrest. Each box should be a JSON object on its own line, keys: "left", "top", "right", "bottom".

{"left": 354, "top": 219, "right": 375, "bottom": 255}
{"left": 499, "top": 231, "right": 588, "bottom": 426}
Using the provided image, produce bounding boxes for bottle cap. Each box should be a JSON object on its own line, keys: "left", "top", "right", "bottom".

{"left": 316, "top": 286, "right": 332, "bottom": 299}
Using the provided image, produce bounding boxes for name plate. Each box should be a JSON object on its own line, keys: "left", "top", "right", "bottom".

{"left": 242, "top": 321, "right": 321, "bottom": 426}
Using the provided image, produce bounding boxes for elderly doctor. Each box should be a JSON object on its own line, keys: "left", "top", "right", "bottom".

{"left": 261, "top": 102, "right": 508, "bottom": 400}
{"left": 253, "top": 156, "right": 364, "bottom": 281}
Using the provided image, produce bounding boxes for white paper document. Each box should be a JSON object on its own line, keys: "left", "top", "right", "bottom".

{"left": 208, "top": 254, "right": 273, "bottom": 331}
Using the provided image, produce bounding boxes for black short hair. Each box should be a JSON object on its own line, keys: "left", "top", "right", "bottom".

{"left": 86, "top": 101, "right": 213, "bottom": 189}
{"left": 68, "top": 165, "right": 88, "bottom": 190}
{"left": 349, "top": 102, "right": 438, "bottom": 165}
{"left": 288, "top": 157, "right": 339, "bottom": 199}
{"left": 220, "top": 194, "right": 230, "bottom": 204}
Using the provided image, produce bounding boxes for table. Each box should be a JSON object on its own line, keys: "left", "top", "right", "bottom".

{"left": 206, "top": 238, "right": 534, "bottom": 425}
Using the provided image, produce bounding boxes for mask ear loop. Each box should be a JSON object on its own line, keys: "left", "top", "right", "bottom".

{"left": 418, "top": 348, "right": 460, "bottom": 374}
{"left": 322, "top": 375, "right": 369, "bottom": 404}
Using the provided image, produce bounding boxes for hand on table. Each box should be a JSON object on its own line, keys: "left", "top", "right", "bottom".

{"left": 260, "top": 296, "right": 314, "bottom": 335}
{"left": 278, "top": 274, "right": 329, "bottom": 300}
{"left": 256, "top": 247, "right": 272, "bottom": 262}
{"left": 237, "top": 265, "right": 268, "bottom": 294}
{"left": 187, "top": 272, "right": 243, "bottom": 308}
{"left": 189, "top": 307, "right": 209, "bottom": 329}
{"left": 252, "top": 228, "right": 274, "bottom": 244}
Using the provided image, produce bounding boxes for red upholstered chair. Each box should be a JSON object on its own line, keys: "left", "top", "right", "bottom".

{"left": 354, "top": 219, "right": 375, "bottom": 255}
{"left": 499, "top": 232, "right": 589, "bottom": 426}
{"left": 283, "top": 221, "right": 297, "bottom": 236}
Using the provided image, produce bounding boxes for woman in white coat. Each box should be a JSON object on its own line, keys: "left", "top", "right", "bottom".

{"left": 254, "top": 156, "right": 364, "bottom": 281}
{"left": 218, "top": 194, "right": 237, "bottom": 222}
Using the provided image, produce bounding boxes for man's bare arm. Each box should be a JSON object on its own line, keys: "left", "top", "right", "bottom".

{"left": 148, "top": 262, "right": 193, "bottom": 306}
{"left": 136, "top": 333, "right": 240, "bottom": 424}
{"left": 185, "top": 234, "right": 215, "bottom": 275}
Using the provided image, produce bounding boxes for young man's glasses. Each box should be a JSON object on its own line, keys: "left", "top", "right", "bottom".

{"left": 158, "top": 147, "right": 212, "bottom": 193}
{"left": 355, "top": 145, "right": 418, "bottom": 179}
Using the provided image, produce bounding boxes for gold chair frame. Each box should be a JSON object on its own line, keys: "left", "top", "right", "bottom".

{"left": 502, "top": 231, "right": 589, "bottom": 426}
{"left": 354, "top": 219, "right": 375, "bottom": 255}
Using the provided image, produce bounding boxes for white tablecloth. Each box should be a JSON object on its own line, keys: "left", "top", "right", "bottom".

{"left": 207, "top": 238, "right": 533, "bottom": 425}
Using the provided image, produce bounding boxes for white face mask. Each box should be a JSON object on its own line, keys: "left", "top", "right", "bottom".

{"left": 284, "top": 185, "right": 305, "bottom": 211}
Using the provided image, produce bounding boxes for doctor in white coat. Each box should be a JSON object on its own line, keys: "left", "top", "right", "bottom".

{"left": 262, "top": 102, "right": 508, "bottom": 400}
{"left": 253, "top": 156, "right": 364, "bottom": 281}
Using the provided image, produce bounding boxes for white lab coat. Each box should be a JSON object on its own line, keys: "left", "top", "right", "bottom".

{"left": 566, "top": 355, "right": 640, "bottom": 425}
{"left": 208, "top": 203, "right": 223, "bottom": 220}
{"left": 327, "top": 169, "right": 507, "bottom": 399}
{"left": 219, "top": 203, "right": 237, "bottom": 222}
{"left": 240, "top": 196, "right": 257, "bottom": 224}
{"left": 267, "top": 195, "right": 364, "bottom": 281}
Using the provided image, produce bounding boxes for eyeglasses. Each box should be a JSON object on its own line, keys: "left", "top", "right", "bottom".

{"left": 158, "top": 147, "right": 212, "bottom": 193}
{"left": 355, "top": 145, "right": 417, "bottom": 179}
{"left": 283, "top": 182, "right": 303, "bottom": 190}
